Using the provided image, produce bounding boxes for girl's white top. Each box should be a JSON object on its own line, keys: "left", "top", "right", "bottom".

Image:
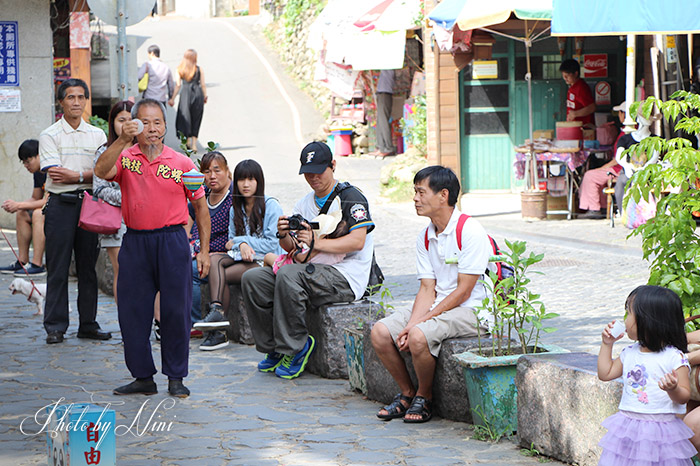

{"left": 618, "top": 342, "right": 689, "bottom": 414}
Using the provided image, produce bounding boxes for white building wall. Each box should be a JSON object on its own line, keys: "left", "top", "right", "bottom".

{"left": 0, "top": 0, "right": 53, "bottom": 228}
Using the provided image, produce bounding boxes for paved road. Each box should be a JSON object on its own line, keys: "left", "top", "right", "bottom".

{"left": 0, "top": 15, "right": 652, "bottom": 465}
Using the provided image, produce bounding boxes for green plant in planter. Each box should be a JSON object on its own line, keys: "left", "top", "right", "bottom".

{"left": 624, "top": 92, "right": 700, "bottom": 330}
{"left": 473, "top": 239, "right": 558, "bottom": 356}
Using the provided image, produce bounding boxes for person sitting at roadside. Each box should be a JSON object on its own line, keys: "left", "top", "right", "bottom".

{"left": 241, "top": 141, "right": 375, "bottom": 379}
{"left": 371, "top": 166, "right": 493, "bottom": 423}
{"left": 194, "top": 159, "right": 283, "bottom": 351}
{"left": 186, "top": 151, "right": 233, "bottom": 343}
{"left": 614, "top": 112, "right": 659, "bottom": 216}
{"left": 0, "top": 139, "right": 47, "bottom": 277}
{"left": 578, "top": 101, "right": 626, "bottom": 219}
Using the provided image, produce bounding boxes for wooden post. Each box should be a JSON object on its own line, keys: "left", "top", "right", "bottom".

{"left": 69, "top": 0, "right": 92, "bottom": 119}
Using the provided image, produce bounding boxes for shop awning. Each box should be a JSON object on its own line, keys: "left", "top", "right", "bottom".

{"left": 552, "top": 0, "right": 700, "bottom": 36}
{"left": 354, "top": 0, "right": 422, "bottom": 33}
{"left": 429, "top": 0, "right": 552, "bottom": 32}
{"left": 308, "top": 0, "right": 420, "bottom": 71}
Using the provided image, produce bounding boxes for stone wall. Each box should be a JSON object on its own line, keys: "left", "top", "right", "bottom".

{"left": 263, "top": 2, "right": 331, "bottom": 117}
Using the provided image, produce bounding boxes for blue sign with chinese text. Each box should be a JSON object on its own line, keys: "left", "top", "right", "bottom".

{"left": 0, "top": 21, "right": 19, "bottom": 86}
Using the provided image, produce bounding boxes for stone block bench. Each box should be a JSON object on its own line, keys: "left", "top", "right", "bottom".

{"left": 305, "top": 301, "right": 382, "bottom": 380}
{"left": 199, "top": 281, "right": 379, "bottom": 379}
{"left": 516, "top": 352, "right": 622, "bottom": 466}
{"left": 364, "top": 331, "right": 489, "bottom": 423}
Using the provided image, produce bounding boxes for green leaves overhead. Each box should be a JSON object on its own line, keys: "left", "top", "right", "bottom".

{"left": 626, "top": 93, "right": 700, "bottom": 329}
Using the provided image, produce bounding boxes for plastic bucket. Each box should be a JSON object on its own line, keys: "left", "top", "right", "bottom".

{"left": 333, "top": 130, "right": 352, "bottom": 156}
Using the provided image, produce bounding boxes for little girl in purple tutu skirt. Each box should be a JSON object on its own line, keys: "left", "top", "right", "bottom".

{"left": 598, "top": 285, "right": 696, "bottom": 466}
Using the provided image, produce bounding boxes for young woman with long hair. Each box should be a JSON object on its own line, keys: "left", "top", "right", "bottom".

{"left": 93, "top": 99, "right": 134, "bottom": 302}
{"left": 194, "top": 159, "right": 282, "bottom": 350}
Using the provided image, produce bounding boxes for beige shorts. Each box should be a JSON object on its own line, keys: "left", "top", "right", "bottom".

{"left": 377, "top": 306, "right": 485, "bottom": 357}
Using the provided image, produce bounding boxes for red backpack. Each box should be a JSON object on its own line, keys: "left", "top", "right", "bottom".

{"left": 424, "top": 213, "right": 512, "bottom": 282}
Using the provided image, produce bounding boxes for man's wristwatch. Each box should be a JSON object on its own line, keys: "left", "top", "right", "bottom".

{"left": 78, "top": 171, "right": 84, "bottom": 183}
{"left": 276, "top": 232, "right": 287, "bottom": 239}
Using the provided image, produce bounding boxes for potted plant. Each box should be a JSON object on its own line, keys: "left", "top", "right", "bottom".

{"left": 343, "top": 283, "right": 391, "bottom": 394}
{"left": 624, "top": 93, "right": 700, "bottom": 330}
{"left": 453, "top": 239, "right": 567, "bottom": 434}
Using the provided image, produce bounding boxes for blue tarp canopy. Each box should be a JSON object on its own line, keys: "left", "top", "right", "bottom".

{"left": 552, "top": 0, "right": 700, "bottom": 36}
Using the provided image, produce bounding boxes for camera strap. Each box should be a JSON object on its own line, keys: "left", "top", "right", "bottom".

{"left": 295, "top": 182, "right": 351, "bottom": 264}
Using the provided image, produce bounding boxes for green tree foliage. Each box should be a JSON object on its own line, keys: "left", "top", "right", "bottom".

{"left": 282, "top": 0, "right": 325, "bottom": 38}
{"left": 626, "top": 91, "right": 700, "bottom": 328}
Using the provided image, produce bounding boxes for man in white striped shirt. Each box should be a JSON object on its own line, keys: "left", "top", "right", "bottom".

{"left": 39, "top": 78, "right": 111, "bottom": 345}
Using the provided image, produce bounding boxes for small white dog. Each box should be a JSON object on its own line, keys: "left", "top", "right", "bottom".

{"left": 9, "top": 277, "right": 46, "bottom": 315}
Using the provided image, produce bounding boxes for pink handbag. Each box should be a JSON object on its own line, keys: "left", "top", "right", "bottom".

{"left": 78, "top": 191, "right": 121, "bottom": 235}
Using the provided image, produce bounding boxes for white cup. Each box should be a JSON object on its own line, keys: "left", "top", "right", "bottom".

{"left": 610, "top": 320, "right": 626, "bottom": 338}
{"left": 134, "top": 119, "right": 144, "bottom": 134}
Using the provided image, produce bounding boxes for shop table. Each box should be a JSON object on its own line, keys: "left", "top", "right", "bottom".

{"left": 514, "top": 148, "right": 600, "bottom": 220}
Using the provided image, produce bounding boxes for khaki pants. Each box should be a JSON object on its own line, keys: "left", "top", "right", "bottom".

{"left": 377, "top": 306, "right": 486, "bottom": 357}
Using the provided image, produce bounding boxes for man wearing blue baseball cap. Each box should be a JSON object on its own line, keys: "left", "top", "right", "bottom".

{"left": 242, "top": 141, "right": 375, "bottom": 379}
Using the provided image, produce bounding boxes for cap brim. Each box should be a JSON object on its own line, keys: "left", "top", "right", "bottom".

{"left": 299, "top": 164, "right": 327, "bottom": 175}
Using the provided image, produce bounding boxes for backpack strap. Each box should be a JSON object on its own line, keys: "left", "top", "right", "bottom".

{"left": 456, "top": 214, "right": 469, "bottom": 250}
{"left": 425, "top": 213, "right": 470, "bottom": 251}
{"left": 319, "top": 181, "right": 351, "bottom": 215}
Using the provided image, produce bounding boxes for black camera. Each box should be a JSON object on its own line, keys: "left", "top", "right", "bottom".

{"left": 287, "top": 214, "right": 319, "bottom": 231}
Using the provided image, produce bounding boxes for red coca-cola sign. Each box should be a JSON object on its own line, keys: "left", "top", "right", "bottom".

{"left": 582, "top": 54, "right": 608, "bottom": 78}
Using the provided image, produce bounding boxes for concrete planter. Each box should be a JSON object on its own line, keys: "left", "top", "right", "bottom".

{"left": 453, "top": 343, "right": 569, "bottom": 434}
{"left": 343, "top": 327, "right": 366, "bottom": 395}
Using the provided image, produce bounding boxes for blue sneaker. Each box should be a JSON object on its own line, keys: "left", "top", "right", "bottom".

{"left": 0, "top": 260, "right": 23, "bottom": 274}
{"left": 257, "top": 352, "right": 284, "bottom": 372}
{"left": 14, "top": 263, "right": 46, "bottom": 278}
{"left": 274, "top": 336, "right": 315, "bottom": 379}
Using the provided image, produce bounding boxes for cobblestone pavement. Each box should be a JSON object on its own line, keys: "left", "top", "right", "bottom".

{"left": 0, "top": 15, "right": 650, "bottom": 466}
{"left": 0, "top": 179, "right": 644, "bottom": 466}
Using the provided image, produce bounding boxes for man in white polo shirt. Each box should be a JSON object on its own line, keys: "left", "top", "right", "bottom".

{"left": 371, "top": 166, "right": 493, "bottom": 423}
{"left": 40, "top": 78, "right": 110, "bottom": 345}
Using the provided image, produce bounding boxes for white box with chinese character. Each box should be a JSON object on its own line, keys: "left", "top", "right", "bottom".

{"left": 46, "top": 403, "right": 116, "bottom": 466}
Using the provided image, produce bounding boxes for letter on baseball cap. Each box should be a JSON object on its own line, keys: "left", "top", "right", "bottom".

{"left": 299, "top": 141, "right": 333, "bottom": 175}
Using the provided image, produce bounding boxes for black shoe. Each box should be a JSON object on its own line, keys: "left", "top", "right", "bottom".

{"left": 46, "top": 331, "right": 64, "bottom": 344}
{"left": 168, "top": 379, "right": 190, "bottom": 398}
{"left": 77, "top": 329, "right": 112, "bottom": 340}
{"left": 579, "top": 210, "right": 605, "bottom": 219}
{"left": 0, "top": 260, "right": 24, "bottom": 274}
{"left": 193, "top": 303, "right": 229, "bottom": 329}
{"left": 199, "top": 331, "right": 229, "bottom": 351}
{"left": 113, "top": 378, "right": 157, "bottom": 396}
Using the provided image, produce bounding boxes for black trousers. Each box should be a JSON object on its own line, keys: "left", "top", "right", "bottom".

{"left": 43, "top": 193, "right": 100, "bottom": 334}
